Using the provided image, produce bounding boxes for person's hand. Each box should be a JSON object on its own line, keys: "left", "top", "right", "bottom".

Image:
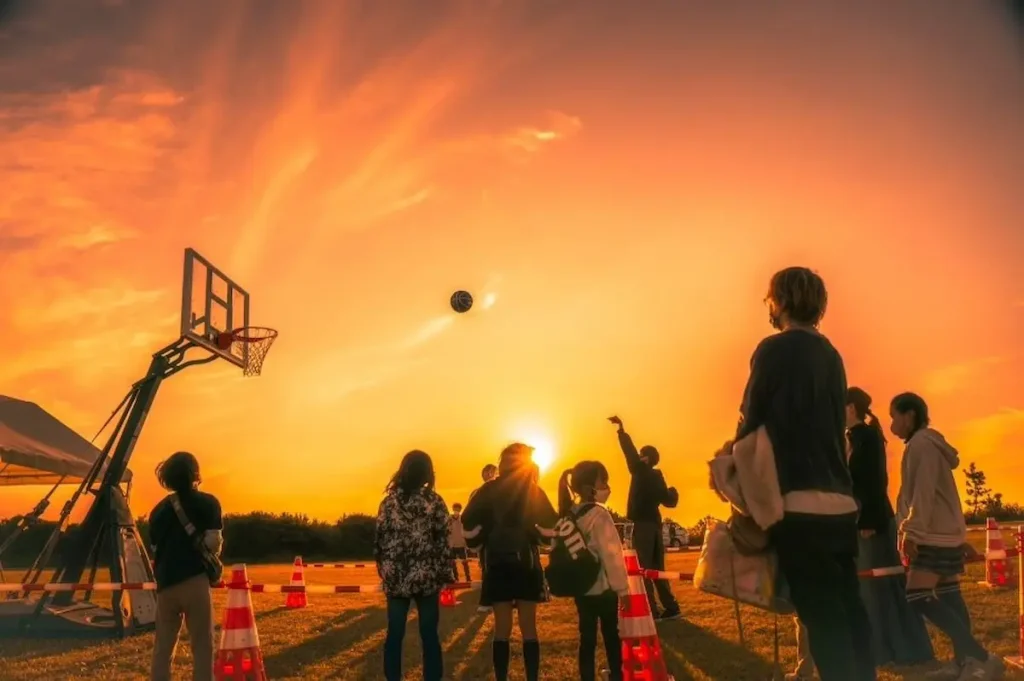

{"left": 859, "top": 529, "right": 875, "bottom": 538}
{"left": 619, "top": 594, "right": 631, "bottom": 613}
{"left": 608, "top": 416, "right": 623, "bottom": 429}
{"left": 961, "top": 542, "right": 980, "bottom": 560}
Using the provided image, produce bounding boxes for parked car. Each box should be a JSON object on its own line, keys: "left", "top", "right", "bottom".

{"left": 613, "top": 519, "right": 688, "bottom": 549}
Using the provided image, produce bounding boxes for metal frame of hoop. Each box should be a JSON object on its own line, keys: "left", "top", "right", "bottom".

{"left": 216, "top": 326, "right": 279, "bottom": 377}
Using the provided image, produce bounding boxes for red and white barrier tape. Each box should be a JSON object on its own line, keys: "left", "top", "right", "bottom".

{"left": 0, "top": 580, "right": 480, "bottom": 594}
{"left": 3, "top": 544, "right": 1015, "bottom": 594}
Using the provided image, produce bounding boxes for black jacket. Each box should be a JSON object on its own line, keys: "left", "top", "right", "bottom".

{"left": 847, "top": 422, "right": 895, "bottom": 533}
{"left": 618, "top": 431, "right": 678, "bottom": 523}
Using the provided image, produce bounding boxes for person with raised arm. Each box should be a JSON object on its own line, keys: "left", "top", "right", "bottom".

{"left": 607, "top": 415, "right": 681, "bottom": 621}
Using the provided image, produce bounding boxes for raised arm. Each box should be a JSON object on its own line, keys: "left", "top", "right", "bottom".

{"left": 610, "top": 416, "right": 644, "bottom": 474}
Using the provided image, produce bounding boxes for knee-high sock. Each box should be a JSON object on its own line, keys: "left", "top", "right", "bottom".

{"left": 492, "top": 640, "right": 510, "bottom": 681}
{"left": 523, "top": 639, "right": 540, "bottom": 681}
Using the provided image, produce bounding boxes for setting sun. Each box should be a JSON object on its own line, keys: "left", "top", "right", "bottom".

{"left": 523, "top": 436, "right": 556, "bottom": 474}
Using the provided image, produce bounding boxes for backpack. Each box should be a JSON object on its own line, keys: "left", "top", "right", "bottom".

{"left": 543, "top": 503, "right": 603, "bottom": 598}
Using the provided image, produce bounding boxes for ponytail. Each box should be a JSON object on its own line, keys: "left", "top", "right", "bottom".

{"left": 866, "top": 408, "right": 887, "bottom": 445}
{"left": 557, "top": 469, "right": 575, "bottom": 517}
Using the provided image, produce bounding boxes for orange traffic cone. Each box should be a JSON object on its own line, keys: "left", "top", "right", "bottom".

{"left": 214, "top": 565, "right": 267, "bottom": 681}
{"left": 620, "top": 549, "right": 674, "bottom": 681}
{"left": 981, "top": 518, "right": 1014, "bottom": 588}
{"left": 440, "top": 586, "right": 457, "bottom": 608}
{"left": 286, "top": 556, "right": 308, "bottom": 608}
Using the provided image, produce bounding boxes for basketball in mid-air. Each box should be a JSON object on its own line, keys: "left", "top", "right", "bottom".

{"left": 450, "top": 290, "right": 473, "bottom": 313}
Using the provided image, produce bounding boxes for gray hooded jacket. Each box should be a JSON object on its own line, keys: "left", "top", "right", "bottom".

{"left": 896, "top": 427, "right": 967, "bottom": 548}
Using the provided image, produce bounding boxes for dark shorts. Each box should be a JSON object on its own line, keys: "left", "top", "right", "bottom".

{"left": 451, "top": 547, "right": 469, "bottom": 560}
{"left": 909, "top": 544, "right": 965, "bottom": 578}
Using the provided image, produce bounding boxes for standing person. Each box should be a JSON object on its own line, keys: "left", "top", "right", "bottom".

{"left": 375, "top": 450, "right": 451, "bottom": 681}
{"left": 449, "top": 503, "right": 472, "bottom": 582}
{"left": 607, "top": 415, "right": 681, "bottom": 620}
{"left": 149, "top": 451, "right": 223, "bottom": 681}
{"left": 462, "top": 443, "right": 559, "bottom": 681}
{"left": 890, "top": 393, "right": 1004, "bottom": 681}
{"left": 788, "top": 386, "right": 935, "bottom": 680}
{"left": 472, "top": 463, "right": 499, "bottom": 613}
{"left": 734, "top": 266, "right": 874, "bottom": 681}
{"left": 847, "top": 387, "right": 934, "bottom": 668}
{"left": 556, "top": 461, "right": 629, "bottom": 681}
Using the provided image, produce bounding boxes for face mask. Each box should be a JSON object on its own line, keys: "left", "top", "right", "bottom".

{"left": 595, "top": 487, "right": 611, "bottom": 504}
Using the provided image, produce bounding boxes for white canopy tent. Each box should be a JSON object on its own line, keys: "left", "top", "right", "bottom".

{"left": 0, "top": 395, "right": 131, "bottom": 487}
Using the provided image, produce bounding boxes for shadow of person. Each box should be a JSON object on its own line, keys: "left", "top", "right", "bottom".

{"left": 659, "top": 617, "right": 777, "bottom": 680}
{"left": 261, "top": 603, "right": 386, "bottom": 678}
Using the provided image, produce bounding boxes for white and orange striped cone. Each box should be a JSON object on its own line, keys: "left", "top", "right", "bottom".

{"left": 979, "top": 518, "right": 1014, "bottom": 588}
{"left": 620, "top": 548, "right": 674, "bottom": 681}
{"left": 1006, "top": 526, "right": 1024, "bottom": 670}
{"left": 214, "top": 565, "right": 267, "bottom": 681}
{"left": 285, "top": 556, "right": 308, "bottom": 608}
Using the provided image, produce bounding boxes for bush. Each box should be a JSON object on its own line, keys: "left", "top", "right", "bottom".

{"left": 0, "top": 511, "right": 379, "bottom": 569}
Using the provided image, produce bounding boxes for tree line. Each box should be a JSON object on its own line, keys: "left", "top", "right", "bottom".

{"left": 0, "top": 461, "right": 1016, "bottom": 569}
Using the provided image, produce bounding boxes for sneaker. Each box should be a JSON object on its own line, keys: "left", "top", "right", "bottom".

{"left": 477, "top": 606, "right": 492, "bottom": 613}
{"left": 924, "top": 662, "right": 962, "bottom": 681}
{"left": 655, "top": 608, "right": 681, "bottom": 621}
{"left": 984, "top": 655, "right": 1005, "bottom": 680}
{"left": 956, "top": 658, "right": 987, "bottom": 681}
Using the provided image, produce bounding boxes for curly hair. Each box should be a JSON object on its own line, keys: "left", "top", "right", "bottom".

{"left": 765, "top": 266, "right": 828, "bottom": 328}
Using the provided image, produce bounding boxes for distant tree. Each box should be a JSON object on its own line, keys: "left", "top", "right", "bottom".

{"left": 963, "top": 462, "right": 993, "bottom": 513}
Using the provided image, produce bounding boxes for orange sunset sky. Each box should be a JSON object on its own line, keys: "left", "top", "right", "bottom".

{"left": 1, "top": 1, "right": 1022, "bottom": 526}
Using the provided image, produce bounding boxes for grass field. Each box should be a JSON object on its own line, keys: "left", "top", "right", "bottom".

{"left": 0, "top": 532, "right": 1021, "bottom": 680}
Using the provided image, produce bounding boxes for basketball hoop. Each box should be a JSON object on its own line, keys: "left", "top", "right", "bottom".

{"left": 216, "top": 327, "right": 278, "bottom": 377}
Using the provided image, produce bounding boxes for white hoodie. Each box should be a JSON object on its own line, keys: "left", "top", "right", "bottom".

{"left": 896, "top": 427, "right": 967, "bottom": 548}
{"left": 574, "top": 504, "right": 630, "bottom": 597}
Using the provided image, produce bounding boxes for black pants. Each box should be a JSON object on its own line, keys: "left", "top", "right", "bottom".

{"left": 774, "top": 522, "right": 875, "bottom": 681}
{"left": 574, "top": 591, "right": 622, "bottom": 681}
{"left": 632, "top": 521, "right": 678, "bottom": 613}
{"left": 384, "top": 593, "right": 442, "bottom": 681}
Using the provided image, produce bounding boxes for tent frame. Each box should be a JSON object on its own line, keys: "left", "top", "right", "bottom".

{"left": 0, "top": 336, "right": 217, "bottom": 638}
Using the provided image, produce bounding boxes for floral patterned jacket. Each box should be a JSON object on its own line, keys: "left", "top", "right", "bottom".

{"left": 374, "top": 487, "right": 452, "bottom": 598}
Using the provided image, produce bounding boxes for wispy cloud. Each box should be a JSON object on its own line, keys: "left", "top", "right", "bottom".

{"left": 922, "top": 356, "right": 1006, "bottom": 396}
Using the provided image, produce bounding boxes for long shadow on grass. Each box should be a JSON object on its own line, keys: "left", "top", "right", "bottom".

{"left": 262, "top": 604, "right": 386, "bottom": 678}
{"left": 345, "top": 598, "right": 490, "bottom": 679}
{"left": 660, "top": 618, "right": 775, "bottom": 680}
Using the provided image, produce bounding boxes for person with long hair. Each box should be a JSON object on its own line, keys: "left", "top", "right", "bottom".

{"left": 890, "top": 393, "right": 1004, "bottom": 680}
{"left": 149, "top": 451, "right": 223, "bottom": 681}
{"left": 461, "top": 443, "right": 559, "bottom": 681}
{"left": 847, "top": 387, "right": 933, "bottom": 668}
{"left": 557, "top": 461, "right": 629, "bottom": 681}
{"left": 374, "top": 450, "right": 451, "bottom": 681}
{"left": 734, "top": 267, "right": 874, "bottom": 681}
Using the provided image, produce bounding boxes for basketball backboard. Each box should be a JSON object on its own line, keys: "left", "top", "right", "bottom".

{"left": 180, "top": 248, "right": 249, "bottom": 368}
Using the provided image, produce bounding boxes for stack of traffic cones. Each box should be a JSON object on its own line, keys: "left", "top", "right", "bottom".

{"left": 214, "top": 565, "right": 267, "bottom": 681}
{"left": 286, "top": 556, "right": 308, "bottom": 608}
{"left": 620, "top": 549, "right": 674, "bottom": 681}
{"left": 981, "top": 518, "right": 1015, "bottom": 588}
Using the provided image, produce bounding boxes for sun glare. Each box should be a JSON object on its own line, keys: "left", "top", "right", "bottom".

{"left": 525, "top": 436, "right": 556, "bottom": 474}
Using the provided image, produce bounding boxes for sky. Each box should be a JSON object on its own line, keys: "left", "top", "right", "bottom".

{"left": 1, "top": 0, "right": 1022, "bottom": 526}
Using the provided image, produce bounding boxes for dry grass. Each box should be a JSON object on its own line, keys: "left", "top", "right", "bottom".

{"left": 0, "top": 533, "right": 1021, "bottom": 680}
